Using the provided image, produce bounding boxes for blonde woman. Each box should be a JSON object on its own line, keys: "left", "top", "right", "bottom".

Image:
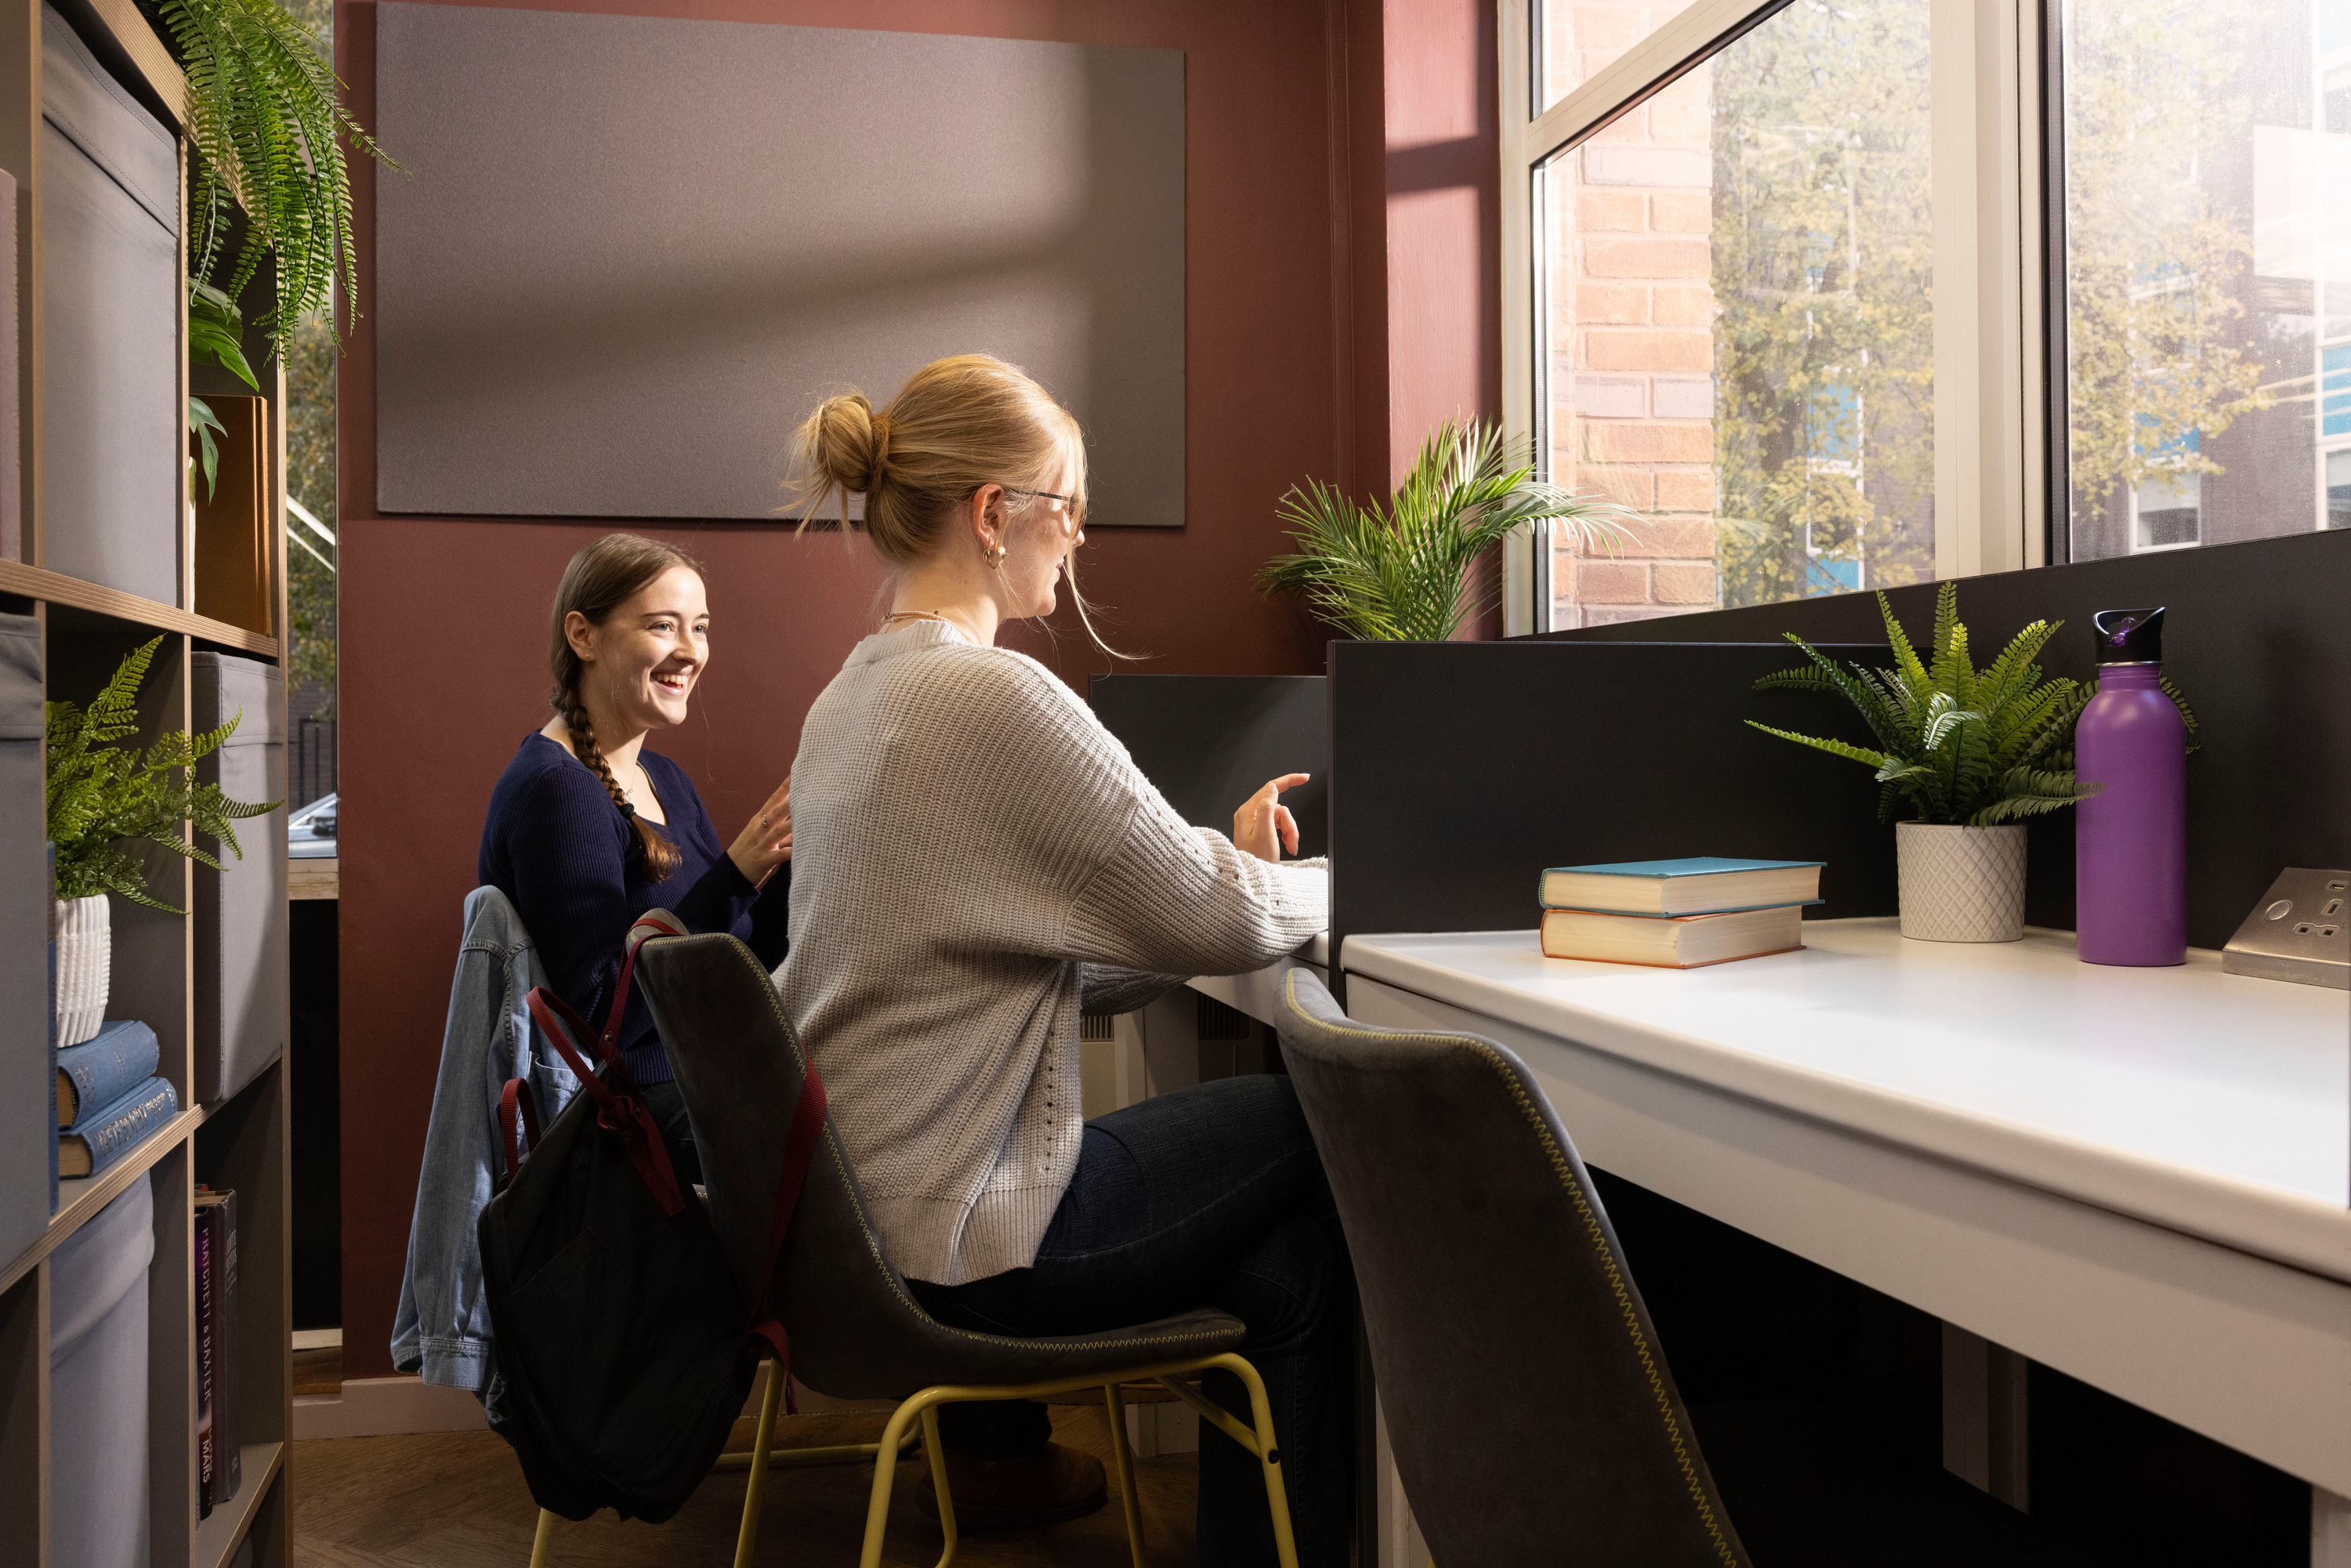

{"left": 783, "top": 356, "right": 1348, "bottom": 1566}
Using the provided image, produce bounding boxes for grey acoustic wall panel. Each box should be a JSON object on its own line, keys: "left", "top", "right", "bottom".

{"left": 375, "top": 4, "right": 1185, "bottom": 526}
{"left": 193, "top": 653, "right": 286, "bottom": 1105}
{"left": 40, "top": 5, "right": 179, "bottom": 602}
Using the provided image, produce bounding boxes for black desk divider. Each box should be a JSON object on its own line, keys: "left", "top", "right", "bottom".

{"left": 1544, "top": 527, "right": 2351, "bottom": 951}
{"left": 1327, "top": 642, "right": 1892, "bottom": 979}
{"left": 1089, "top": 675, "right": 1331, "bottom": 860}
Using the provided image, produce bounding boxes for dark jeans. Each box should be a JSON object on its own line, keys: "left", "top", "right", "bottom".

{"left": 908, "top": 1074, "right": 1355, "bottom": 1568}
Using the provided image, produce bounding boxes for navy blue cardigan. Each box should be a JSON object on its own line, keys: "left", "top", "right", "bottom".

{"left": 478, "top": 733, "right": 788, "bottom": 1085}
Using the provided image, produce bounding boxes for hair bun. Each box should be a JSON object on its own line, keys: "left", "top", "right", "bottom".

{"left": 813, "top": 391, "right": 884, "bottom": 492}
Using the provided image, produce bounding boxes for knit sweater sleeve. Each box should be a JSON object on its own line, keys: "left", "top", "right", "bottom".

{"left": 924, "top": 657, "right": 1328, "bottom": 976}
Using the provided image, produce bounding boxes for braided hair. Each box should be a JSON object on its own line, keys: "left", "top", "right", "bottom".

{"left": 546, "top": 533, "right": 705, "bottom": 881}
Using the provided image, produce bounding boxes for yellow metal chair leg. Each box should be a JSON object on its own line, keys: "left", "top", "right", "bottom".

{"left": 856, "top": 1396, "right": 933, "bottom": 1568}
{"left": 1157, "top": 1355, "right": 1300, "bottom": 1568}
{"left": 731, "top": 1359, "right": 785, "bottom": 1568}
{"left": 527, "top": 1508, "right": 557, "bottom": 1568}
{"left": 1103, "top": 1382, "right": 1148, "bottom": 1568}
{"left": 919, "top": 1406, "right": 957, "bottom": 1566}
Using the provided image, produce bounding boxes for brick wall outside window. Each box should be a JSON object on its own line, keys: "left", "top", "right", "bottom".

{"left": 1543, "top": 5, "right": 1719, "bottom": 628}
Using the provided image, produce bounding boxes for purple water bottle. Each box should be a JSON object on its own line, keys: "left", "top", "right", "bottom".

{"left": 2074, "top": 607, "right": 2186, "bottom": 965}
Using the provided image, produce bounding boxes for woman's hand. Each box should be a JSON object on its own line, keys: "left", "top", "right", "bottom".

{"left": 1233, "top": 773, "right": 1309, "bottom": 864}
{"left": 728, "top": 777, "right": 794, "bottom": 887}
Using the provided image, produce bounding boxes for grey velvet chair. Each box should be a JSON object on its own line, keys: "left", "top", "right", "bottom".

{"left": 636, "top": 930, "right": 1301, "bottom": 1568}
{"left": 1273, "top": 968, "right": 2096, "bottom": 1568}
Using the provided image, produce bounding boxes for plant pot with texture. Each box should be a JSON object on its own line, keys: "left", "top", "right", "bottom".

{"left": 53, "top": 892, "right": 109, "bottom": 1045}
{"left": 1745, "top": 584, "right": 2196, "bottom": 945}
{"left": 1894, "top": 822, "right": 2027, "bottom": 942}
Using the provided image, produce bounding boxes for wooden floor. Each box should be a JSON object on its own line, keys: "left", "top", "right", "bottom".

{"left": 292, "top": 1403, "right": 1198, "bottom": 1567}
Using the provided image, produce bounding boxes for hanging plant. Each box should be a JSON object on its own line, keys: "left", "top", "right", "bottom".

{"left": 153, "top": 0, "right": 398, "bottom": 358}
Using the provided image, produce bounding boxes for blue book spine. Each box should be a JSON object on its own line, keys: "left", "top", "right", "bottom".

{"left": 66, "top": 1077, "right": 179, "bottom": 1179}
{"left": 56, "top": 1020, "right": 161, "bottom": 1128}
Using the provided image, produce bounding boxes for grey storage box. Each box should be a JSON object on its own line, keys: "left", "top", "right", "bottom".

{"left": 39, "top": 3, "right": 179, "bottom": 607}
{"left": 194, "top": 654, "right": 285, "bottom": 1105}
{"left": 51, "top": 1171, "right": 153, "bottom": 1568}
{"left": 0, "top": 612, "right": 48, "bottom": 1247}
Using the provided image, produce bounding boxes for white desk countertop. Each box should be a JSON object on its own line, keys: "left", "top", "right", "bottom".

{"left": 1342, "top": 919, "right": 2351, "bottom": 1284}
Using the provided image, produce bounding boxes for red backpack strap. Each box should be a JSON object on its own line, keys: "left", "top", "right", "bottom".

{"left": 526, "top": 985, "right": 686, "bottom": 1217}
{"left": 498, "top": 1075, "right": 542, "bottom": 1182}
{"left": 744, "top": 1045, "right": 829, "bottom": 1414}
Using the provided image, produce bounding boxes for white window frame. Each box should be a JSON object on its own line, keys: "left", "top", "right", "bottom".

{"left": 1498, "top": 0, "right": 2050, "bottom": 635}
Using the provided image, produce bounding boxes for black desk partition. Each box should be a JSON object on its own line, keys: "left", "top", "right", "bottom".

{"left": 1327, "top": 642, "right": 1893, "bottom": 976}
{"left": 1547, "top": 528, "right": 2351, "bottom": 951}
{"left": 1089, "top": 675, "right": 1331, "bottom": 859}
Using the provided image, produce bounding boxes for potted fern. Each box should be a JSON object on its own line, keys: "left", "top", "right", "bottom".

{"left": 1258, "top": 419, "right": 1636, "bottom": 640}
{"left": 1747, "top": 584, "right": 2193, "bottom": 942}
{"left": 47, "top": 638, "right": 277, "bottom": 1044}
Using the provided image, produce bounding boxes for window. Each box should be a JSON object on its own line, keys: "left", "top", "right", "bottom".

{"left": 2059, "top": 0, "right": 2348, "bottom": 558}
{"left": 1518, "top": 0, "right": 1939, "bottom": 628}
{"left": 1505, "top": 0, "right": 2327, "bottom": 631}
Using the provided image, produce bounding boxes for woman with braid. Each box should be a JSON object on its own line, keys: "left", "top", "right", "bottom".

{"left": 477, "top": 533, "right": 796, "bottom": 1170}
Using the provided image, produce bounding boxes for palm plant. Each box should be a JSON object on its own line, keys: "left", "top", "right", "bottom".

{"left": 1746, "top": 582, "right": 2197, "bottom": 826}
{"left": 46, "top": 639, "right": 279, "bottom": 911}
{"left": 154, "top": 0, "right": 397, "bottom": 358}
{"left": 1257, "top": 419, "right": 1638, "bottom": 642}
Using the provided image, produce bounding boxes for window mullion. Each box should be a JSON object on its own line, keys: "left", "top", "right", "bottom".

{"left": 1933, "top": 0, "right": 2043, "bottom": 581}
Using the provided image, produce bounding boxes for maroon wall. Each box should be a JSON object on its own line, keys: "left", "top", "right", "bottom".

{"left": 336, "top": 0, "right": 1498, "bottom": 1378}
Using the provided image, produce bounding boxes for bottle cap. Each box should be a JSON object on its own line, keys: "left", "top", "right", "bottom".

{"left": 2092, "top": 607, "right": 2164, "bottom": 664}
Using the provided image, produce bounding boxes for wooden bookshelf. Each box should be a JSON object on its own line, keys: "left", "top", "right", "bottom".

{"left": 0, "top": 0, "right": 293, "bottom": 1563}
{"left": 0, "top": 560, "right": 279, "bottom": 657}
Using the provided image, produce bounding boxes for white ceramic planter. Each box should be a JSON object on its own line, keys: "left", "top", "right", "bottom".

{"left": 53, "top": 893, "right": 110, "bottom": 1046}
{"left": 1895, "top": 822, "right": 2027, "bottom": 943}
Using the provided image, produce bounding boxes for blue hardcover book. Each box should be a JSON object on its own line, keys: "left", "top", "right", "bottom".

{"left": 60, "top": 1076, "right": 178, "bottom": 1180}
{"left": 1538, "top": 857, "right": 1826, "bottom": 916}
{"left": 57, "top": 1019, "right": 161, "bottom": 1128}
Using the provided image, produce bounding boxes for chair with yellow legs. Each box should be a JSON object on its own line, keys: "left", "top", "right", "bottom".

{"left": 633, "top": 931, "right": 1300, "bottom": 1568}
{"left": 523, "top": 1349, "right": 926, "bottom": 1568}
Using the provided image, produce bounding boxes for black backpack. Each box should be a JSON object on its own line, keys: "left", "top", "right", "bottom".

{"left": 476, "top": 915, "right": 826, "bottom": 1523}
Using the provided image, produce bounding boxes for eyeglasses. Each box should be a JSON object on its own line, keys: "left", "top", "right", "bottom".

{"left": 1002, "top": 486, "right": 1086, "bottom": 527}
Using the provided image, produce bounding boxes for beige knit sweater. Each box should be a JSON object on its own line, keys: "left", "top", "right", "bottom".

{"left": 779, "top": 622, "right": 1329, "bottom": 1286}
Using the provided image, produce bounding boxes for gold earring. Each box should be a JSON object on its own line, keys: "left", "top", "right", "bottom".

{"left": 986, "top": 540, "right": 1006, "bottom": 569}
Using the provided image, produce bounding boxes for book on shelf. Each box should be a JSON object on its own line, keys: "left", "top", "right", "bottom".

{"left": 60, "top": 1075, "right": 177, "bottom": 1179}
{"left": 195, "top": 1191, "right": 214, "bottom": 1515}
{"left": 57, "top": 1019, "right": 160, "bottom": 1126}
{"left": 196, "top": 1187, "right": 241, "bottom": 1515}
{"left": 1539, "top": 856, "right": 1824, "bottom": 916}
{"left": 1541, "top": 904, "right": 1806, "bottom": 969}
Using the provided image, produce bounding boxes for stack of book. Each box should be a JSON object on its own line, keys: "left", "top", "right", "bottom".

{"left": 56, "top": 1019, "right": 178, "bottom": 1179}
{"left": 197, "top": 1186, "right": 242, "bottom": 1517}
{"left": 1538, "top": 857, "right": 1825, "bottom": 969}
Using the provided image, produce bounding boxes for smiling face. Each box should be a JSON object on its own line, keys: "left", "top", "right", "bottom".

{"left": 992, "top": 452, "right": 1085, "bottom": 620}
{"left": 569, "top": 565, "right": 710, "bottom": 734}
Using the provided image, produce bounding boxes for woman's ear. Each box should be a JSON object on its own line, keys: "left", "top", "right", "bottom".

{"left": 970, "top": 483, "right": 1005, "bottom": 553}
{"left": 563, "top": 609, "right": 598, "bottom": 663}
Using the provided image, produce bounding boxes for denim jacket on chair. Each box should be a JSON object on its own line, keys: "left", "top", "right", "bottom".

{"left": 390, "top": 886, "right": 581, "bottom": 1389}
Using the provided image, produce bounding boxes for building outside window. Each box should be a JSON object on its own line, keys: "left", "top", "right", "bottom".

{"left": 1533, "top": 0, "right": 1934, "bottom": 625}
{"left": 1505, "top": 0, "right": 2342, "bottom": 632}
